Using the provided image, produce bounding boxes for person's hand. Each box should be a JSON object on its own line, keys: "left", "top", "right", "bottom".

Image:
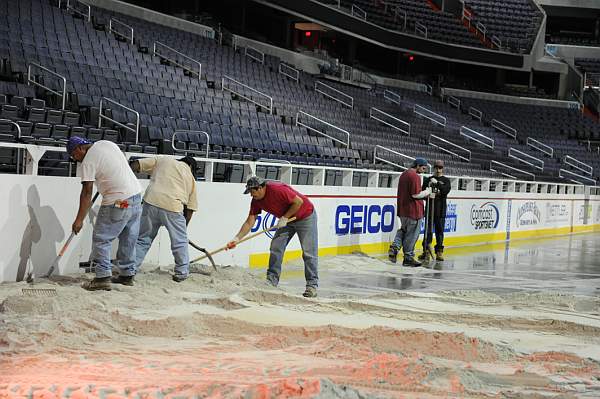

{"left": 276, "top": 216, "right": 289, "bottom": 229}
{"left": 226, "top": 236, "right": 240, "bottom": 250}
{"left": 430, "top": 192, "right": 436, "bottom": 199}
{"left": 423, "top": 187, "right": 432, "bottom": 197}
{"left": 72, "top": 219, "right": 83, "bottom": 234}
{"left": 430, "top": 178, "right": 438, "bottom": 185}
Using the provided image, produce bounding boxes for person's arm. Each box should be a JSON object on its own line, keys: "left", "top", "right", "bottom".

{"left": 183, "top": 205, "right": 194, "bottom": 225}
{"left": 227, "top": 214, "right": 257, "bottom": 249}
{"left": 72, "top": 181, "right": 94, "bottom": 234}
{"left": 130, "top": 159, "right": 140, "bottom": 173}
{"left": 439, "top": 177, "right": 451, "bottom": 197}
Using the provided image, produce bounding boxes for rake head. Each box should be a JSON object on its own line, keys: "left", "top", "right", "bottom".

{"left": 22, "top": 288, "right": 57, "bottom": 297}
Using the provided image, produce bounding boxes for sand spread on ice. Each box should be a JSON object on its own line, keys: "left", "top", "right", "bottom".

{"left": 1, "top": 256, "right": 600, "bottom": 398}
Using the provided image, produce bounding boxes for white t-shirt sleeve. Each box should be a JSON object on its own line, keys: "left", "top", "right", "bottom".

{"left": 81, "top": 158, "right": 97, "bottom": 182}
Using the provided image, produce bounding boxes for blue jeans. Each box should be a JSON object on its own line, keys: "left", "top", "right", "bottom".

{"left": 92, "top": 194, "right": 142, "bottom": 278}
{"left": 268, "top": 211, "right": 318, "bottom": 288}
{"left": 134, "top": 203, "right": 189, "bottom": 278}
{"left": 390, "top": 216, "right": 422, "bottom": 260}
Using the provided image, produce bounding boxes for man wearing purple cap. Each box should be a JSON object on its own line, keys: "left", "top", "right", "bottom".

{"left": 388, "top": 157, "right": 431, "bottom": 266}
{"left": 67, "top": 136, "right": 142, "bottom": 291}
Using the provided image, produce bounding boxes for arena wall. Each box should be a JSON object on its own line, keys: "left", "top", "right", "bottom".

{"left": 1, "top": 175, "right": 599, "bottom": 282}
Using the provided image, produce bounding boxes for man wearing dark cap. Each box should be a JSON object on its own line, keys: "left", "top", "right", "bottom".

{"left": 388, "top": 157, "right": 431, "bottom": 266}
{"left": 126, "top": 155, "right": 199, "bottom": 283}
{"left": 67, "top": 136, "right": 142, "bottom": 291}
{"left": 227, "top": 176, "right": 319, "bottom": 297}
{"left": 419, "top": 160, "right": 451, "bottom": 262}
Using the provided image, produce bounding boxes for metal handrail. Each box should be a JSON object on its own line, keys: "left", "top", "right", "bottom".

{"left": 469, "top": 106, "right": 482, "bottom": 122}
{"left": 526, "top": 137, "right": 553, "bottom": 157}
{"left": 425, "top": 84, "right": 433, "bottom": 95}
{"left": 98, "top": 97, "right": 140, "bottom": 144}
{"left": 491, "top": 119, "right": 517, "bottom": 138}
{"left": 447, "top": 96, "right": 461, "bottom": 109}
{"left": 429, "top": 134, "right": 471, "bottom": 162}
{"left": 257, "top": 158, "right": 292, "bottom": 165}
{"left": 278, "top": 63, "right": 299, "bottom": 82}
{"left": 27, "top": 63, "right": 67, "bottom": 110}
{"left": 296, "top": 110, "right": 350, "bottom": 148}
{"left": 369, "top": 107, "right": 410, "bottom": 136}
{"left": 153, "top": 41, "right": 202, "bottom": 81}
{"left": 245, "top": 46, "right": 265, "bottom": 64}
{"left": 351, "top": 4, "right": 367, "bottom": 20}
{"left": 490, "top": 160, "right": 535, "bottom": 180}
{"left": 0, "top": 119, "right": 22, "bottom": 139}
{"left": 109, "top": 18, "right": 134, "bottom": 45}
{"left": 315, "top": 81, "right": 354, "bottom": 109}
{"left": 222, "top": 75, "right": 273, "bottom": 114}
{"left": 559, "top": 168, "right": 596, "bottom": 185}
{"left": 415, "top": 21, "right": 427, "bottom": 38}
{"left": 373, "top": 145, "right": 414, "bottom": 171}
{"left": 414, "top": 104, "right": 446, "bottom": 127}
{"left": 563, "top": 155, "right": 593, "bottom": 176}
{"left": 476, "top": 22, "right": 487, "bottom": 40}
{"left": 384, "top": 89, "right": 402, "bottom": 105}
{"left": 492, "top": 35, "right": 502, "bottom": 49}
{"left": 459, "top": 126, "right": 494, "bottom": 149}
{"left": 508, "top": 148, "right": 544, "bottom": 171}
{"left": 66, "top": 0, "right": 90, "bottom": 22}
{"left": 171, "top": 130, "right": 210, "bottom": 158}
{"left": 393, "top": 7, "right": 407, "bottom": 30}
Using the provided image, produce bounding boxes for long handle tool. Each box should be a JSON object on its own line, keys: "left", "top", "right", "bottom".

{"left": 188, "top": 240, "right": 218, "bottom": 272}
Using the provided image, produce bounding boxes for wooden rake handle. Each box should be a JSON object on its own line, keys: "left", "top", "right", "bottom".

{"left": 190, "top": 216, "right": 297, "bottom": 263}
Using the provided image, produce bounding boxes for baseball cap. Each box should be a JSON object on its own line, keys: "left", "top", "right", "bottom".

{"left": 434, "top": 160, "right": 444, "bottom": 168}
{"left": 412, "top": 157, "right": 428, "bottom": 167}
{"left": 66, "top": 136, "right": 92, "bottom": 155}
{"left": 244, "top": 176, "right": 266, "bottom": 194}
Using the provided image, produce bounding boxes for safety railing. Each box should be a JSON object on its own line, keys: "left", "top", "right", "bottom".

{"left": 429, "top": 134, "right": 471, "bottom": 162}
{"left": 490, "top": 160, "right": 535, "bottom": 181}
{"left": 153, "top": 41, "right": 202, "bottom": 81}
{"left": 425, "top": 84, "right": 433, "bottom": 95}
{"left": 559, "top": 169, "right": 596, "bottom": 185}
{"left": 98, "top": 97, "right": 140, "bottom": 144}
{"left": 296, "top": 110, "right": 350, "bottom": 148}
{"left": 447, "top": 96, "right": 461, "bottom": 109}
{"left": 172, "top": 130, "right": 210, "bottom": 158}
{"left": 27, "top": 63, "right": 67, "bottom": 110}
{"left": 109, "top": 18, "right": 134, "bottom": 45}
{"left": 414, "top": 104, "right": 446, "bottom": 127}
{"left": 0, "top": 120, "right": 22, "bottom": 173}
{"left": 66, "top": 0, "right": 90, "bottom": 22}
{"left": 462, "top": 7, "right": 472, "bottom": 27}
{"left": 315, "top": 81, "right": 354, "bottom": 108}
{"left": 459, "top": 126, "right": 494, "bottom": 149}
{"left": 508, "top": 148, "right": 544, "bottom": 171}
{"left": 351, "top": 4, "right": 367, "bottom": 20}
{"left": 222, "top": 75, "right": 273, "bottom": 114}
{"left": 373, "top": 145, "right": 414, "bottom": 171}
{"left": 491, "top": 35, "right": 502, "bottom": 50}
{"left": 526, "top": 137, "right": 553, "bottom": 157}
{"left": 415, "top": 22, "right": 427, "bottom": 38}
{"left": 468, "top": 106, "right": 482, "bottom": 122}
{"left": 278, "top": 62, "right": 299, "bottom": 82}
{"left": 384, "top": 89, "right": 402, "bottom": 105}
{"left": 393, "top": 7, "right": 407, "bottom": 30}
{"left": 492, "top": 119, "right": 517, "bottom": 139}
{"left": 369, "top": 107, "right": 410, "bottom": 136}
{"left": 563, "top": 155, "right": 593, "bottom": 176}
{"left": 245, "top": 46, "right": 265, "bottom": 64}
{"left": 476, "top": 22, "right": 487, "bottom": 41}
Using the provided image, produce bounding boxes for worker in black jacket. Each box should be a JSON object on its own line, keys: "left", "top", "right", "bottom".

{"left": 419, "top": 160, "right": 451, "bottom": 261}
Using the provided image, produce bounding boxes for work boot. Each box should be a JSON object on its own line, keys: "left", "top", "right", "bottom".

{"left": 388, "top": 246, "right": 398, "bottom": 263}
{"left": 111, "top": 275, "right": 134, "bottom": 286}
{"left": 418, "top": 246, "right": 432, "bottom": 261}
{"left": 435, "top": 249, "right": 445, "bottom": 261}
{"left": 303, "top": 286, "right": 317, "bottom": 298}
{"left": 402, "top": 257, "right": 422, "bottom": 267}
{"left": 172, "top": 275, "right": 188, "bottom": 283}
{"left": 82, "top": 277, "right": 111, "bottom": 291}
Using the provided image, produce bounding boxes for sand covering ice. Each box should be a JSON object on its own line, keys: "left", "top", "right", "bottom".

{"left": 1, "top": 256, "right": 600, "bottom": 398}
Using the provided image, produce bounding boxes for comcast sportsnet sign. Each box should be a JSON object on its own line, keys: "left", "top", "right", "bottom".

{"left": 470, "top": 202, "right": 500, "bottom": 230}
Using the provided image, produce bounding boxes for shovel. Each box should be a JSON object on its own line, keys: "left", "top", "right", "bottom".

{"left": 43, "top": 192, "right": 100, "bottom": 278}
{"left": 190, "top": 217, "right": 296, "bottom": 264}
{"left": 188, "top": 240, "right": 218, "bottom": 272}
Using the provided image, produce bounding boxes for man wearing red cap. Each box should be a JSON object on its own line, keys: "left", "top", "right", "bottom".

{"left": 419, "top": 160, "right": 451, "bottom": 262}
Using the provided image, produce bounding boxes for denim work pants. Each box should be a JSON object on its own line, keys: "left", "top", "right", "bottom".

{"left": 267, "top": 211, "right": 318, "bottom": 288}
{"left": 92, "top": 194, "right": 142, "bottom": 278}
{"left": 134, "top": 203, "right": 190, "bottom": 278}
{"left": 391, "top": 216, "right": 422, "bottom": 260}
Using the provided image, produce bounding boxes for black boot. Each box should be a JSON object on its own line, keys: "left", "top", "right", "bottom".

{"left": 111, "top": 275, "right": 134, "bottom": 286}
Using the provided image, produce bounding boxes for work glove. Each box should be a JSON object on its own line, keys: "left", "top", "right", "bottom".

{"left": 430, "top": 192, "right": 436, "bottom": 199}
{"left": 430, "top": 177, "right": 438, "bottom": 185}
{"left": 276, "top": 216, "right": 289, "bottom": 229}
{"left": 226, "top": 236, "right": 240, "bottom": 250}
{"left": 423, "top": 187, "right": 432, "bottom": 197}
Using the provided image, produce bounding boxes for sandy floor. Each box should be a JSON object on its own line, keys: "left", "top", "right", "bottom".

{"left": 1, "top": 255, "right": 600, "bottom": 398}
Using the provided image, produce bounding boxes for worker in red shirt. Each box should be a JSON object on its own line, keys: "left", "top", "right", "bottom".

{"left": 388, "top": 158, "right": 431, "bottom": 266}
{"left": 227, "top": 176, "right": 318, "bottom": 298}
